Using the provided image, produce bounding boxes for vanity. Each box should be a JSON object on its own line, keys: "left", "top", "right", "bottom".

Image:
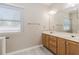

{"left": 42, "top": 31, "right": 79, "bottom": 55}
{"left": 42, "top": 5, "right": 79, "bottom": 55}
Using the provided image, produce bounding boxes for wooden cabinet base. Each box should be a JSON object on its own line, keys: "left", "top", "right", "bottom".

{"left": 57, "top": 37, "right": 66, "bottom": 55}
{"left": 42, "top": 33, "right": 79, "bottom": 55}
{"left": 49, "top": 36, "right": 57, "bottom": 54}
{"left": 43, "top": 45, "right": 56, "bottom": 55}
{"left": 66, "top": 40, "right": 79, "bottom": 55}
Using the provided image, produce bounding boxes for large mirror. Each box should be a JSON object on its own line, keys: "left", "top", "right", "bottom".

{"left": 54, "top": 5, "right": 79, "bottom": 33}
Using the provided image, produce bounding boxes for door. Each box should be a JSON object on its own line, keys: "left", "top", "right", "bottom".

{"left": 49, "top": 36, "right": 57, "bottom": 54}
{"left": 66, "top": 40, "right": 79, "bottom": 55}
{"left": 42, "top": 33, "right": 46, "bottom": 46}
{"left": 57, "top": 37, "right": 66, "bottom": 55}
{"left": 42, "top": 33, "right": 49, "bottom": 48}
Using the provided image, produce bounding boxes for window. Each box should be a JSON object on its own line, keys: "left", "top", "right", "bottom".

{"left": 0, "top": 4, "right": 22, "bottom": 33}
{"left": 64, "top": 18, "right": 71, "bottom": 31}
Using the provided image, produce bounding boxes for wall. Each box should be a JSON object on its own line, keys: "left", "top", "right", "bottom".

{"left": 0, "top": 3, "right": 49, "bottom": 53}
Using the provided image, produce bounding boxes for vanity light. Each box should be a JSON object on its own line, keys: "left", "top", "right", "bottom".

{"left": 48, "top": 10, "right": 57, "bottom": 32}
{"left": 48, "top": 10, "right": 57, "bottom": 15}
{"left": 66, "top": 3, "right": 77, "bottom": 8}
{"left": 68, "top": 3, "right": 76, "bottom": 7}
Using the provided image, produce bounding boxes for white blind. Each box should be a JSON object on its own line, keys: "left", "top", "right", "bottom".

{"left": 0, "top": 4, "right": 22, "bottom": 33}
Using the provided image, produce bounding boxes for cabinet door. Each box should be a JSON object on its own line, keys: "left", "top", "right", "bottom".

{"left": 49, "top": 36, "right": 57, "bottom": 54}
{"left": 57, "top": 37, "right": 66, "bottom": 55}
{"left": 45, "top": 34, "right": 49, "bottom": 48}
{"left": 42, "top": 34, "right": 49, "bottom": 48}
{"left": 66, "top": 40, "right": 79, "bottom": 55}
{"left": 42, "top": 33, "right": 46, "bottom": 46}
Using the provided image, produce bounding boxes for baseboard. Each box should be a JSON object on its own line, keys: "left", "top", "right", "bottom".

{"left": 7, "top": 44, "right": 43, "bottom": 55}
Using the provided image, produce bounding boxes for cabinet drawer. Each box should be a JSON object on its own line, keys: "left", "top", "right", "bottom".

{"left": 50, "top": 36, "right": 56, "bottom": 41}
{"left": 49, "top": 44, "right": 56, "bottom": 53}
{"left": 50, "top": 39, "right": 56, "bottom": 42}
{"left": 50, "top": 36, "right": 56, "bottom": 44}
{"left": 49, "top": 40, "right": 56, "bottom": 46}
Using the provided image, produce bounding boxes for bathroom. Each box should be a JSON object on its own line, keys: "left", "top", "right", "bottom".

{"left": 0, "top": 2, "right": 79, "bottom": 59}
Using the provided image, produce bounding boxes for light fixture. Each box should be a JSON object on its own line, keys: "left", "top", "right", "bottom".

{"left": 66, "top": 3, "right": 77, "bottom": 8}
{"left": 48, "top": 10, "right": 57, "bottom": 15}
{"left": 48, "top": 10, "right": 57, "bottom": 32}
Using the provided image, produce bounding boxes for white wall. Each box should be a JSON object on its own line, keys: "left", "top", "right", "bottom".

{"left": 0, "top": 3, "right": 49, "bottom": 53}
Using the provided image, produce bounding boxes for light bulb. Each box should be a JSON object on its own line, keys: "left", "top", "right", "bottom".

{"left": 48, "top": 10, "right": 57, "bottom": 15}
{"left": 66, "top": 3, "right": 77, "bottom": 8}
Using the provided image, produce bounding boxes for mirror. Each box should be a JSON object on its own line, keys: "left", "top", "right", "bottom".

{"left": 54, "top": 6, "right": 79, "bottom": 33}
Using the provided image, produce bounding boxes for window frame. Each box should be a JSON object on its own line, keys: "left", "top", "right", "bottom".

{"left": 0, "top": 4, "right": 24, "bottom": 33}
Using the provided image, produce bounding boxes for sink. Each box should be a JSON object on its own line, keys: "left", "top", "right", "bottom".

{"left": 71, "top": 35, "right": 76, "bottom": 37}
{"left": 70, "top": 35, "right": 79, "bottom": 39}
{"left": 50, "top": 32, "right": 53, "bottom": 33}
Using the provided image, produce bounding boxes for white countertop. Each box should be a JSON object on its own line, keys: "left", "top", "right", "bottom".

{"left": 43, "top": 31, "right": 79, "bottom": 42}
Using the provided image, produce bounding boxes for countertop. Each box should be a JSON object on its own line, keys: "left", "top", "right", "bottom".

{"left": 43, "top": 31, "right": 79, "bottom": 42}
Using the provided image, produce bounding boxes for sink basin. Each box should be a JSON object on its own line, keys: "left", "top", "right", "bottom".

{"left": 70, "top": 35, "right": 79, "bottom": 39}
{"left": 71, "top": 35, "right": 76, "bottom": 37}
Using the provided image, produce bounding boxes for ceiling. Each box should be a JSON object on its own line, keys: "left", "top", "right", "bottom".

{"left": 9, "top": 3, "right": 79, "bottom": 12}
{"left": 43, "top": 3, "right": 79, "bottom": 11}
{"left": 43, "top": 3, "right": 66, "bottom": 10}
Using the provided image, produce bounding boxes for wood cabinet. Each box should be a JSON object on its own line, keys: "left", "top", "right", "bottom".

{"left": 42, "top": 33, "right": 49, "bottom": 48}
{"left": 42, "top": 33, "right": 79, "bottom": 55}
{"left": 49, "top": 36, "right": 57, "bottom": 54}
{"left": 57, "top": 37, "right": 66, "bottom": 55}
{"left": 42, "top": 33, "right": 46, "bottom": 47}
{"left": 66, "top": 40, "right": 79, "bottom": 55}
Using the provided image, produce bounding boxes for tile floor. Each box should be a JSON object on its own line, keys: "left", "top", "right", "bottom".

{"left": 14, "top": 46, "right": 53, "bottom": 55}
